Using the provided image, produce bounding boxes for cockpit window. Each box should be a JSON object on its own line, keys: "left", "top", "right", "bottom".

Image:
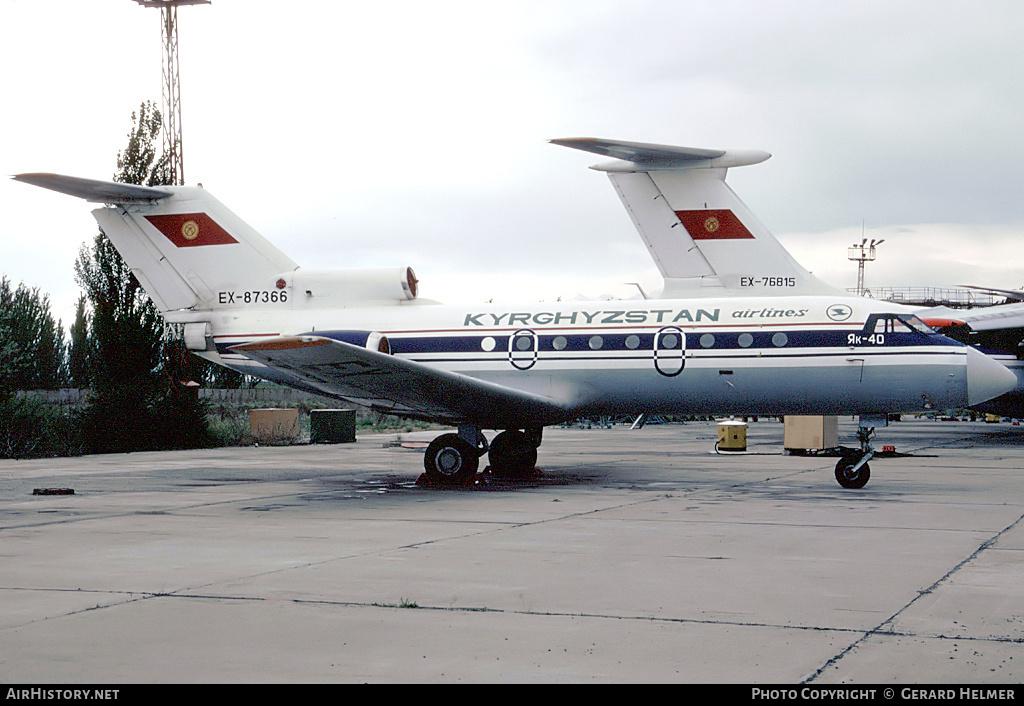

{"left": 901, "top": 315, "right": 934, "bottom": 334}
{"left": 865, "top": 313, "right": 934, "bottom": 336}
{"left": 871, "top": 316, "right": 912, "bottom": 334}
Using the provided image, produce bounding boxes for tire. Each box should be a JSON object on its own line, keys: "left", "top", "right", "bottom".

{"left": 424, "top": 433, "right": 479, "bottom": 485}
{"left": 835, "top": 457, "right": 870, "bottom": 489}
{"left": 488, "top": 430, "right": 538, "bottom": 478}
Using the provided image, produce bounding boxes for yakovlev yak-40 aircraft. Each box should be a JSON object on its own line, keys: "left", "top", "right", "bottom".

{"left": 15, "top": 138, "right": 1016, "bottom": 489}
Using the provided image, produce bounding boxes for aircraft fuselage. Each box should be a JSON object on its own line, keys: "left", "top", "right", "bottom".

{"left": 187, "top": 294, "right": 993, "bottom": 424}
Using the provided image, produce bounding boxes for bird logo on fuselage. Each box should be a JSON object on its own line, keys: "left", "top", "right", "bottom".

{"left": 826, "top": 304, "right": 853, "bottom": 321}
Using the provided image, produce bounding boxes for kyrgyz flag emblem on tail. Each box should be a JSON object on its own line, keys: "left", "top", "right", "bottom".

{"left": 675, "top": 209, "right": 754, "bottom": 240}
{"left": 145, "top": 213, "right": 238, "bottom": 247}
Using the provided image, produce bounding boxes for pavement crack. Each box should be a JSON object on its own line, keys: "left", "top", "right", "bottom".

{"left": 802, "top": 508, "right": 1024, "bottom": 683}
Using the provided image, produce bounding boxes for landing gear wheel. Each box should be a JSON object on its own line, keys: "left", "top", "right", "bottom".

{"left": 835, "top": 457, "right": 870, "bottom": 489}
{"left": 489, "top": 430, "right": 538, "bottom": 478}
{"left": 424, "top": 433, "right": 479, "bottom": 486}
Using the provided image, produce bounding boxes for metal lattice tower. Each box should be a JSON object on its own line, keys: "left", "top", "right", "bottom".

{"left": 848, "top": 237, "right": 885, "bottom": 297}
{"left": 133, "top": 1, "right": 210, "bottom": 186}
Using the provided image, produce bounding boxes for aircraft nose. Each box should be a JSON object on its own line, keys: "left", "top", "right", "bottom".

{"left": 966, "top": 347, "right": 1018, "bottom": 407}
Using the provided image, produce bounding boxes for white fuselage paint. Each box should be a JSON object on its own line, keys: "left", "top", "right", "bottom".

{"left": 179, "top": 294, "right": 975, "bottom": 421}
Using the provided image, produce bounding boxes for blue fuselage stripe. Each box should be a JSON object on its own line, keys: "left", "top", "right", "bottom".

{"left": 215, "top": 328, "right": 963, "bottom": 357}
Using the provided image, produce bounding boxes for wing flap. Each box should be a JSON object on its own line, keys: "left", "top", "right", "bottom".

{"left": 231, "top": 336, "right": 574, "bottom": 426}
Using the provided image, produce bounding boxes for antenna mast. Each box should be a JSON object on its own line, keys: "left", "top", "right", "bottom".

{"left": 133, "top": 0, "right": 210, "bottom": 186}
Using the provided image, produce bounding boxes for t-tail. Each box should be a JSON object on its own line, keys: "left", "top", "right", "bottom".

{"left": 13, "top": 174, "right": 299, "bottom": 315}
{"left": 551, "top": 138, "right": 840, "bottom": 298}
{"left": 12, "top": 173, "right": 420, "bottom": 322}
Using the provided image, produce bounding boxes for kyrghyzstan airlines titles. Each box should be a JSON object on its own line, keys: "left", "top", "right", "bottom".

{"left": 462, "top": 307, "right": 812, "bottom": 328}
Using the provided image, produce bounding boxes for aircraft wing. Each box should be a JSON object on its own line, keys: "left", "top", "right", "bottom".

{"left": 951, "top": 303, "right": 1024, "bottom": 332}
{"left": 919, "top": 302, "right": 1024, "bottom": 333}
{"left": 960, "top": 284, "right": 1024, "bottom": 302}
{"left": 230, "top": 336, "right": 574, "bottom": 427}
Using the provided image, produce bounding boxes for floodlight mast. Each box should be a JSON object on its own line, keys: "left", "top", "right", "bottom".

{"left": 132, "top": 0, "right": 210, "bottom": 186}
{"left": 848, "top": 237, "right": 885, "bottom": 297}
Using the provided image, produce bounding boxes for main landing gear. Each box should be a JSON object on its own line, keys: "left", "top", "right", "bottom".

{"left": 422, "top": 426, "right": 542, "bottom": 486}
{"left": 834, "top": 415, "right": 885, "bottom": 489}
{"left": 423, "top": 433, "right": 480, "bottom": 486}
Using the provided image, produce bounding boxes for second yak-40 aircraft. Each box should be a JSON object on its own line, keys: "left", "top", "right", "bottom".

{"left": 15, "top": 138, "right": 1016, "bottom": 489}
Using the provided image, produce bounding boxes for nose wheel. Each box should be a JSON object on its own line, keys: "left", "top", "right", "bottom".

{"left": 835, "top": 419, "right": 879, "bottom": 489}
{"left": 835, "top": 456, "right": 870, "bottom": 489}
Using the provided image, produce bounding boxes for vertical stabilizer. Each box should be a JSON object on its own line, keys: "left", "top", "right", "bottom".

{"left": 13, "top": 174, "right": 297, "bottom": 313}
{"left": 551, "top": 138, "right": 840, "bottom": 298}
{"left": 97, "top": 187, "right": 298, "bottom": 312}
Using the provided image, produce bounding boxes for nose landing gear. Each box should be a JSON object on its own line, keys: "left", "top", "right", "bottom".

{"left": 834, "top": 416, "right": 883, "bottom": 489}
{"left": 835, "top": 454, "right": 871, "bottom": 489}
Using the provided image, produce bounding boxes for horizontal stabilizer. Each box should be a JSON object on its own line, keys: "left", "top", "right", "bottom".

{"left": 12, "top": 173, "right": 173, "bottom": 203}
{"left": 550, "top": 138, "right": 770, "bottom": 170}
{"left": 551, "top": 138, "right": 725, "bottom": 165}
{"left": 231, "top": 336, "right": 573, "bottom": 427}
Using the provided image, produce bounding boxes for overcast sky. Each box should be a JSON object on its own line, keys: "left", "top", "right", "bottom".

{"left": 3, "top": 0, "right": 1024, "bottom": 326}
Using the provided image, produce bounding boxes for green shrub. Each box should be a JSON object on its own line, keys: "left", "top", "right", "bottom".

{"left": 0, "top": 396, "right": 83, "bottom": 459}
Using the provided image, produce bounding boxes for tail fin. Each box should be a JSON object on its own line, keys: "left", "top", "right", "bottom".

{"left": 551, "top": 138, "right": 840, "bottom": 298}
{"left": 13, "top": 174, "right": 297, "bottom": 313}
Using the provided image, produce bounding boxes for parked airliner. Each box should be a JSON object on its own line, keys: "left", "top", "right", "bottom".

{"left": 14, "top": 138, "right": 1015, "bottom": 488}
{"left": 917, "top": 293, "right": 1024, "bottom": 419}
{"left": 546, "top": 139, "right": 1024, "bottom": 424}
